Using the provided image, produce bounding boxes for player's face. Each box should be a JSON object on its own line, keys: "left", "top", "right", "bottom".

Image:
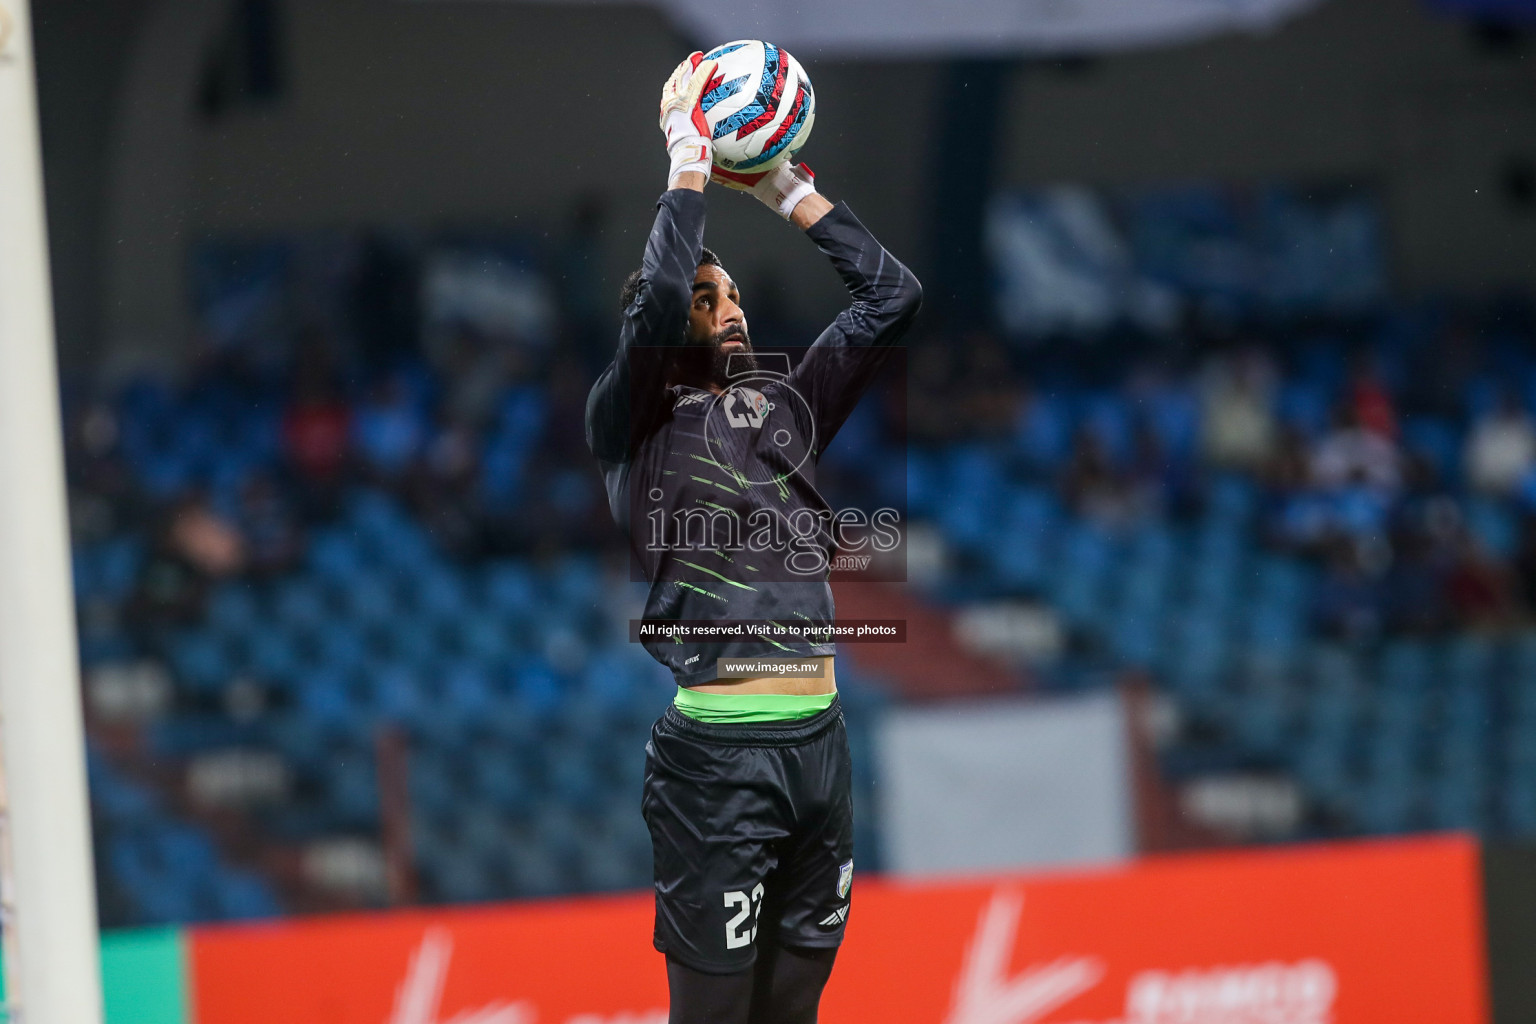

{"left": 688, "top": 264, "right": 750, "bottom": 352}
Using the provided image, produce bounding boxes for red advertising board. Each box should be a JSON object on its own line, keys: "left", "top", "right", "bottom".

{"left": 191, "top": 834, "right": 1487, "bottom": 1024}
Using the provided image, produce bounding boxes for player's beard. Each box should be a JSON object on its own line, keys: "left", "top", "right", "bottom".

{"left": 676, "top": 324, "right": 756, "bottom": 389}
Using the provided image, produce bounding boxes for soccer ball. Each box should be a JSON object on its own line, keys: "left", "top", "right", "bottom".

{"left": 699, "top": 40, "right": 816, "bottom": 174}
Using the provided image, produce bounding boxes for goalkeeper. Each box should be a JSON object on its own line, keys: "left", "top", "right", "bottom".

{"left": 586, "top": 53, "right": 921, "bottom": 1023}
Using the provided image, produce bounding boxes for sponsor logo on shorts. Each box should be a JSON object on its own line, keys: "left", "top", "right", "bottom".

{"left": 837, "top": 858, "right": 853, "bottom": 899}
{"left": 818, "top": 905, "right": 849, "bottom": 928}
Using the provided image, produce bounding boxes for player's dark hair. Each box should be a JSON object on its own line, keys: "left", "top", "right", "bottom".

{"left": 619, "top": 247, "right": 723, "bottom": 312}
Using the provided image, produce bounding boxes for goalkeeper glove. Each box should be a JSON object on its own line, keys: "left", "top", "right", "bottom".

{"left": 659, "top": 52, "right": 719, "bottom": 184}
{"left": 711, "top": 162, "right": 819, "bottom": 220}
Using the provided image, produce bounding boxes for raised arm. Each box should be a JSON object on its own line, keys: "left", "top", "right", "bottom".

{"left": 788, "top": 197, "right": 922, "bottom": 454}
{"left": 585, "top": 187, "right": 707, "bottom": 463}
{"left": 585, "top": 54, "right": 720, "bottom": 464}
{"left": 711, "top": 163, "right": 922, "bottom": 452}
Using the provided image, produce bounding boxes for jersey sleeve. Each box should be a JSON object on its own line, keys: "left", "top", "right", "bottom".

{"left": 586, "top": 188, "right": 708, "bottom": 464}
{"left": 786, "top": 202, "right": 923, "bottom": 459}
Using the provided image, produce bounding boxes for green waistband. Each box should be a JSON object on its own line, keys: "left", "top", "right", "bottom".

{"left": 673, "top": 686, "right": 837, "bottom": 724}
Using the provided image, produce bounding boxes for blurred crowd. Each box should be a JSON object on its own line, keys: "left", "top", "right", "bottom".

{"left": 64, "top": 293, "right": 1536, "bottom": 655}
{"left": 63, "top": 333, "right": 616, "bottom": 642}
{"left": 904, "top": 301, "right": 1536, "bottom": 645}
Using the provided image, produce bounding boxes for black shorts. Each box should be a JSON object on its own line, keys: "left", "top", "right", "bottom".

{"left": 642, "top": 699, "right": 855, "bottom": 974}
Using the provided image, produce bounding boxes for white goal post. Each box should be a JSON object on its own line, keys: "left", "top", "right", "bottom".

{"left": 0, "top": 0, "right": 107, "bottom": 1020}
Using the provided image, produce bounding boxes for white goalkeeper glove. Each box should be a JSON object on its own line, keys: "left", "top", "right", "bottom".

{"left": 711, "top": 162, "right": 819, "bottom": 220}
{"left": 659, "top": 52, "right": 719, "bottom": 185}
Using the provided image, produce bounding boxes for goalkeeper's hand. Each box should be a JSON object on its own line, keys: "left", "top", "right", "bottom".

{"left": 712, "top": 162, "right": 820, "bottom": 221}
{"left": 659, "top": 52, "right": 719, "bottom": 187}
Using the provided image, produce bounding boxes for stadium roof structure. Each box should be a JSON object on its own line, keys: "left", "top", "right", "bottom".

{"left": 454, "top": 0, "right": 1329, "bottom": 57}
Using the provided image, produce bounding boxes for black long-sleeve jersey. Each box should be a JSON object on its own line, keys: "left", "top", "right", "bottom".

{"left": 586, "top": 188, "right": 921, "bottom": 686}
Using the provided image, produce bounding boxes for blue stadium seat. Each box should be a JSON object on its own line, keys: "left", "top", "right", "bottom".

{"left": 214, "top": 869, "right": 282, "bottom": 920}
{"left": 1425, "top": 773, "right": 1485, "bottom": 832}
{"left": 1110, "top": 610, "right": 1161, "bottom": 666}
{"left": 296, "top": 669, "right": 361, "bottom": 730}
{"left": 938, "top": 498, "right": 992, "bottom": 554}
{"left": 1467, "top": 499, "right": 1518, "bottom": 559}
{"left": 547, "top": 750, "right": 603, "bottom": 813}
{"left": 311, "top": 624, "right": 371, "bottom": 675}
{"left": 1081, "top": 393, "right": 1133, "bottom": 465}
{"left": 1276, "top": 381, "right": 1330, "bottom": 438}
{"left": 505, "top": 834, "right": 568, "bottom": 898}
{"left": 1294, "top": 733, "right": 1351, "bottom": 811}
{"left": 169, "top": 632, "right": 230, "bottom": 693}
{"left": 1445, "top": 635, "right": 1497, "bottom": 687}
{"left": 991, "top": 530, "right": 1049, "bottom": 591}
{"left": 341, "top": 572, "right": 403, "bottom": 626}
{"left": 410, "top": 751, "right": 459, "bottom": 817}
{"left": 514, "top": 659, "right": 565, "bottom": 720}
{"left": 309, "top": 529, "right": 367, "bottom": 580}
{"left": 271, "top": 581, "right": 332, "bottom": 638}
{"left": 458, "top": 805, "right": 512, "bottom": 859}
{"left": 467, "top": 746, "right": 534, "bottom": 818}
{"left": 552, "top": 556, "right": 605, "bottom": 612}
{"left": 410, "top": 567, "right": 469, "bottom": 619}
{"left": 1014, "top": 395, "right": 1072, "bottom": 469}
{"left": 1501, "top": 779, "right": 1536, "bottom": 837}
{"left": 157, "top": 825, "right": 219, "bottom": 879}
{"left": 1159, "top": 390, "right": 1203, "bottom": 459}
{"left": 484, "top": 561, "right": 538, "bottom": 615}
{"left": 207, "top": 583, "right": 261, "bottom": 634}
{"left": 376, "top": 618, "right": 442, "bottom": 674}
{"left": 1356, "top": 775, "right": 1415, "bottom": 834}
{"left": 375, "top": 667, "right": 427, "bottom": 721}
{"left": 247, "top": 629, "right": 305, "bottom": 684}
{"left": 443, "top": 661, "right": 497, "bottom": 716}
{"left": 1401, "top": 416, "right": 1460, "bottom": 485}
{"left": 266, "top": 714, "right": 330, "bottom": 773}
{"left": 575, "top": 842, "right": 648, "bottom": 893}
{"left": 325, "top": 755, "right": 380, "bottom": 827}
{"left": 97, "top": 538, "right": 146, "bottom": 601}
{"left": 1164, "top": 614, "right": 1230, "bottom": 700}
{"left": 1233, "top": 682, "right": 1292, "bottom": 756}
{"left": 432, "top": 845, "right": 496, "bottom": 904}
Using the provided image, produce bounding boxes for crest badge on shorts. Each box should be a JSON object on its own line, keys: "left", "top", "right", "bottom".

{"left": 837, "top": 858, "right": 853, "bottom": 899}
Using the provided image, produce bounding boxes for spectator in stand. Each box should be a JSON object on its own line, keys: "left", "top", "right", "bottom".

{"left": 411, "top": 419, "right": 485, "bottom": 560}
{"left": 1262, "top": 424, "right": 1310, "bottom": 491}
{"left": 282, "top": 370, "right": 352, "bottom": 518}
{"left": 1311, "top": 537, "right": 1385, "bottom": 641}
{"left": 1062, "top": 428, "right": 1137, "bottom": 530}
{"left": 957, "top": 334, "right": 1022, "bottom": 439}
{"left": 1262, "top": 424, "right": 1330, "bottom": 551}
{"left": 1465, "top": 390, "right": 1536, "bottom": 496}
{"left": 1200, "top": 346, "right": 1277, "bottom": 471}
{"left": 1311, "top": 403, "right": 1402, "bottom": 495}
{"left": 1383, "top": 521, "right": 1449, "bottom": 635}
{"left": 1129, "top": 417, "right": 1197, "bottom": 519}
{"left": 238, "top": 473, "right": 303, "bottom": 577}
{"left": 353, "top": 373, "right": 427, "bottom": 482}
{"left": 64, "top": 398, "right": 137, "bottom": 544}
{"left": 168, "top": 491, "right": 246, "bottom": 579}
{"left": 1347, "top": 360, "right": 1398, "bottom": 440}
{"left": 128, "top": 492, "right": 244, "bottom": 630}
{"left": 437, "top": 323, "right": 525, "bottom": 429}
{"left": 1444, "top": 530, "right": 1518, "bottom": 630}
{"left": 128, "top": 534, "right": 205, "bottom": 631}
